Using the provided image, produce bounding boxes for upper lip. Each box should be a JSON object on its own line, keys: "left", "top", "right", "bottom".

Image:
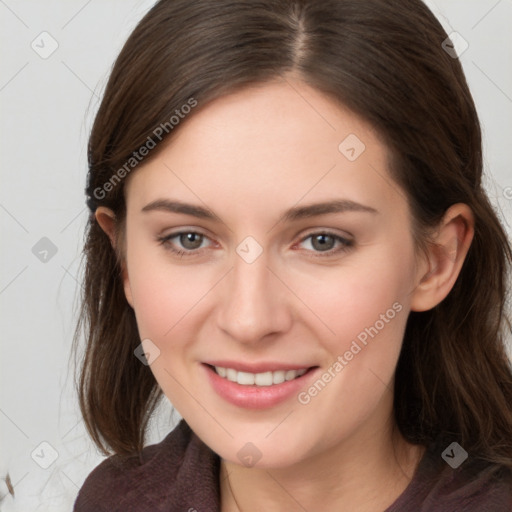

{"left": 203, "top": 361, "right": 316, "bottom": 373}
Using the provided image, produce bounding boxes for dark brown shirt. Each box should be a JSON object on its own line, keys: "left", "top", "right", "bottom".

{"left": 74, "top": 421, "right": 512, "bottom": 511}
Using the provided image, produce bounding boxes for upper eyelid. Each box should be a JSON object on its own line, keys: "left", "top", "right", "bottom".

{"left": 160, "top": 229, "right": 352, "bottom": 253}
{"left": 294, "top": 232, "right": 352, "bottom": 251}
{"left": 160, "top": 228, "right": 351, "bottom": 241}
{"left": 160, "top": 230, "right": 213, "bottom": 246}
{"left": 160, "top": 227, "right": 213, "bottom": 240}
{"left": 298, "top": 229, "right": 352, "bottom": 241}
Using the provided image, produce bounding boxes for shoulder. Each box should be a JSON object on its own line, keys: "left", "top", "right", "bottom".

{"left": 73, "top": 420, "right": 220, "bottom": 512}
{"left": 388, "top": 438, "right": 512, "bottom": 512}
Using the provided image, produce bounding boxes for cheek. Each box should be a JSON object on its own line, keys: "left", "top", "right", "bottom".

{"left": 122, "top": 226, "right": 202, "bottom": 337}
{"left": 293, "top": 249, "right": 414, "bottom": 357}
{"left": 125, "top": 252, "right": 215, "bottom": 412}
{"left": 127, "top": 256, "right": 213, "bottom": 343}
{"left": 286, "top": 256, "right": 412, "bottom": 448}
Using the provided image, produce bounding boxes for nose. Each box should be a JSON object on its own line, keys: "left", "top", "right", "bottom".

{"left": 215, "top": 252, "right": 293, "bottom": 345}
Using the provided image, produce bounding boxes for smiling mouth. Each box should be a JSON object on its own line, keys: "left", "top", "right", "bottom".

{"left": 208, "top": 365, "right": 314, "bottom": 386}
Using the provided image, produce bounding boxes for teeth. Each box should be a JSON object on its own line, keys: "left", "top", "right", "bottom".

{"left": 255, "top": 371, "right": 273, "bottom": 386}
{"left": 272, "top": 371, "right": 286, "bottom": 384}
{"left": 285, "top": 370, "right": 297, "bottom": 381}
{"left": 214, "top": 366, "right": 308, "bottom": 386}
{"left": 237, "top": 371, "right": 255, "bottom": 385}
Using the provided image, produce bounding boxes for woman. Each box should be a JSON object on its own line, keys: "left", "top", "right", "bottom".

{"left": 74, "top": 0, "right": 512, "bottom": 510}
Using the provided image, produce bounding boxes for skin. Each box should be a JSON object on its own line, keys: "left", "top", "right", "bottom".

{"left": 97, "top": 78, "right": 474, "bottom": 511}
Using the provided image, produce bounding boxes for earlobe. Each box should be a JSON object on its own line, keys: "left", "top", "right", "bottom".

{"left": 94, "top": 206, "right": 134, "bottom": 308}
{"left": 410, "top": 204, "right": 474, "bottom": 312}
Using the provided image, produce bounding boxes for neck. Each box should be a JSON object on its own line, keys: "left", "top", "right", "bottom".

{"left": 220, "top": 417, "right": 425, "bottom": 512}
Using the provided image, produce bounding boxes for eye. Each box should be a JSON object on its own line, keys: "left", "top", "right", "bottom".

{"left": 297, "top": 232, "right": 353, "bottom": 256}
{"left": 158, "top": 230, "right": 212, "bottom": 255}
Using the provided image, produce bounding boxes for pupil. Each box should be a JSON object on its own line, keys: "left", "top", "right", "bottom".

{"left": 312, "top": 234, "right": 334, "bottom": 251}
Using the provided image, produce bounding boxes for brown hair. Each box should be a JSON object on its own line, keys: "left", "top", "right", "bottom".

{"left": 77, "top": 0, "right": 512, "bottom": 472}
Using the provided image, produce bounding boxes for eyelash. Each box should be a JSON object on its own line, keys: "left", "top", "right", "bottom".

{"left": 157, "top": 230, "right": 354, "bottom": 258}
{"left": 157, "top": 231, "right": 212, "bottom": 258}
{"left": 296, "top": 231, "right": 354, "bottom": 258}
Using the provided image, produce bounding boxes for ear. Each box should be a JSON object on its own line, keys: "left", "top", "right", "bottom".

{"left": 410, "top": 203, "right": 474, "bottom": 312}
{"left": 95, "top": 206, "right": 134, "bottom": 308}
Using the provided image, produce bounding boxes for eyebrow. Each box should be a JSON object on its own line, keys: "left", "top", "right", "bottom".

{"left": 141, "top": 198, "right": 378, "bottom": 222}
{"left": 142, "top": 199, "right": 217, "bottom": 219}
{"left": 282, "top": 199, "right": 378, "bottom": 221}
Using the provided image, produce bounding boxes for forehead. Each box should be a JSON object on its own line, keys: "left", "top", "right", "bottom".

{"left": 125, "top": 79, "right": 407, "bottom": 223}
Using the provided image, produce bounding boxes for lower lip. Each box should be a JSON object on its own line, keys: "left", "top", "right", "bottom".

{"left": 203, "top": 364, "right": 317, "bottom": 409}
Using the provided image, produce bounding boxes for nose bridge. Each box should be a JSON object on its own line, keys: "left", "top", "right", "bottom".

{"left": 216, "top": 249, "right": 290, "bottom": 343}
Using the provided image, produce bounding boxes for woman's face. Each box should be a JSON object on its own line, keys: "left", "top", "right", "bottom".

{"left": 120, "top": 79, "right": 426, "bottom": 468}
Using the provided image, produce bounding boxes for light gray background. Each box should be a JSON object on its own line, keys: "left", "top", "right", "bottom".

{"left": 1, "top": 1, "right": 511, "bottom": 510}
